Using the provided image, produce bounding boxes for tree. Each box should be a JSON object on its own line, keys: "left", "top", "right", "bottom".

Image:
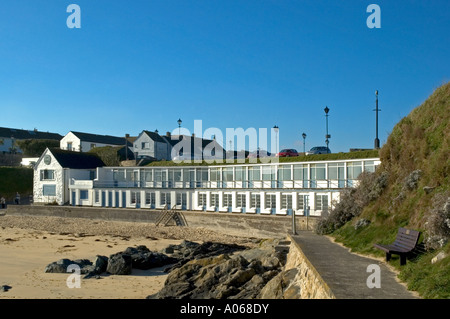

{"left": 16, "top": 139, "right": 60, "bottom": 157}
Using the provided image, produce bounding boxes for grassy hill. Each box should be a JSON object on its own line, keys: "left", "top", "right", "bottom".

{"left": 0, "top": 167, "right": 33, "bottom": 201}
{"left": 318, "top": 82, "right": 450, "bottom": 298}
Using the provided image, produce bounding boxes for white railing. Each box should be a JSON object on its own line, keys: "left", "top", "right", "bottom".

{"left": 77, "top": 179, "right": 360, "bottom": 190}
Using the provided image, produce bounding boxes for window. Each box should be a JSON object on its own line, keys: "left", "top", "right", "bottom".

{"left": 80, "top": 190, "right": 89, "bottom": 200}
{"left": 176, "top": 193, "right": 187, "bottom": 206}
{"left": 281, "top": 194, "right": 292, "bottom": 210}
{"left": 210, "top": 193, "right": 219, "bottom": 207}
{"left": 142, "top": 170, "right": 153, "bottom": 182}
{"left": 210, "top": 168, "right": 219, "bottom": 182}
{"left": 315, "top": 194, "right": 329, "bottom": 211}
{"left": 293, "top": 164, "right": 308, "bottom": 181}
{"left": 278, "top": 166, "right": 291, "bottom": 181}
{"left": 141, "top": 142, "right": 149, "bottom": 149}
{"left": 364, "top": 161, "right": 375, "bottom": 173}
{"left": 250, "top": 193, "right": 260, "bottom": 208}
{"left": 223, "top": 193, "right": 232, "bottom": 207}
{"left": 198, "top": 193, "right": 207, "bottom": 206}
{"left": 235, "top": 167, "right": 245, "bottom": 181}
{"left": 95, "top": 190, "right": 100, "bottom": 203}
{"left": 67, "top": 142, "right": 72, "bottom": 151}
{"left": 173, "top": 169, "right": 182, "bottom": 182}
{"left": 310, "top": 164, "right": 326, "bottom": 180}
{"left": 42, "top": 185, "right": 56, "bottom": 196}
{"left": 265, "top": 194, "right": 276, "bottom": 209}
{"left": 40, "top": 169, "right": 55, "bottom": 181}
{"left": 262, "top": 166, "right": 275, "bottom": 181}
{"left": 90, "top": 143, "right": 96, "bottom": 149}
{"left": 297, "top": 194, "right": 310, "bottom": 210}
{"left": 160, "top": 193, "right": 171, "bottom": 206}
{"left": 236, "top": 194, "right": 246, "bottom": 208}
{"left": 222, "top": 168, "right": 233, "bottom": 182}
{"left": 131, "top": 191, "right": 140, "bottom": 204}
{"left": 347, "top": 162, "right": 362, "bottom": 179}
{"left": 145, "top": 192, "right": 155, "bottom": 205}
{"left": 248, "top": 167, "right": 261, "bottom": 181}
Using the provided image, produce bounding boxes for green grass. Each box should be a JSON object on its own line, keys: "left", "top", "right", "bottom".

{"left": 327, "top": 82, "right": 450, "bottom": 299}
{"left": 0, "top": 167, "right": 33, "bottom": 200}
{"left": 146, "top": 150, "right": 380, "bottom": 167}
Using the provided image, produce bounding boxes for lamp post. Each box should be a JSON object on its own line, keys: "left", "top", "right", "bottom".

{"left": 273, "top": 125, "right": 279, "bottom": 154}
{"left": 177, "top": 118, "right": 182, "bottom": 136}
{"left": 302, "top": 133, "right": 307, "bottom": 154}
{"left": 324, "top": 106, "right": 330, "bottom": 150}
{"left": 373, "top": 90, "right": 381, "bottom": 149}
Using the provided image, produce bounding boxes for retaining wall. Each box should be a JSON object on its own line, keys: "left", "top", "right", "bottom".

{"left": 283, "top": 234, "right": 336, "bottom": 299}
{"left": 4, "top": 205, "right": 319, "bottom": 238}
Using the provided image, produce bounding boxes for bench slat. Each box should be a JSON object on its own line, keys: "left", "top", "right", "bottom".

{"left": 374, "top": 227, "right": 421, "bottom": 265}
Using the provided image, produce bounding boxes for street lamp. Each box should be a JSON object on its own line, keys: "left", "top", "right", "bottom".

{"left": 324, "top": 107, "right": 330, "bottom": 150}
{"left": 373, "top": 90, "right": 381, "bottom": 149}
{"left": 302, "top": 133, "right": 307, "bottom": 154}
{"left": 177, "top": 118, "right": 182, "bottom": 136}
{"left": 273, "top": 125, "right": 279, "bottom": 154}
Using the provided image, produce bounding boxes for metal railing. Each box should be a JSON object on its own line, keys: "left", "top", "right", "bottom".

{"left": 87, "top": 179, "right": 359, "bottom": 190}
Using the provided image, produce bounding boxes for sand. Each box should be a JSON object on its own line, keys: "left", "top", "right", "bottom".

{"left": 0, "top": 215, "right": 256, "bottom": 299}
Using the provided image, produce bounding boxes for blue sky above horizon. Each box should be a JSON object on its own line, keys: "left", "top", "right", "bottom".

{"left": 0, "top": 0, "right": 449, "bottom": 153}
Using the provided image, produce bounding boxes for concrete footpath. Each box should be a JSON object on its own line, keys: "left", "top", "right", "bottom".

{"left": 290, "top": 231, "right": 418, "bottom": 299}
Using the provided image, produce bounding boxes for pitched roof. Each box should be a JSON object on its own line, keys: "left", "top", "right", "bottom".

{"left": 142, "top": 130, "right": 167, "bottom": 143}
{"left": 0, "top": 127, "right": 62, "bottom": 140}
{"left": 69, "top": 131, "right": 131, "bottom": 146}
{"left": 163, "top": 135, "right": 224, "bottom": 152}
{"left": 48, "top": 148, "right": 105, "bottom": 169}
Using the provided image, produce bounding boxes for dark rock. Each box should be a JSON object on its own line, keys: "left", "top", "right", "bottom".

{"left": 45, "top": 258, "right": 93, "bottom": 274}
{"left": 1, "top": 285, "right": 12, "bottom": 292}
{"left": 106, "top": 252, "right": 132, "bottom": 275}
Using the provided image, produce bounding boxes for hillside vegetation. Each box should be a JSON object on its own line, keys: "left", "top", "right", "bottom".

{"left": 317, "top": 82, "right": 450, "bottom": 298}
{"left": 0, "top": 167, "right": 33, "bottom": 201}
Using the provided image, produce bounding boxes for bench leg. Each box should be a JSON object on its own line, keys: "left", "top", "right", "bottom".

{"left": 386, "top": 253, "right": 391, "bottom": 262}
{"left": 400, "top": 255, "right": 406, "bottom": 266}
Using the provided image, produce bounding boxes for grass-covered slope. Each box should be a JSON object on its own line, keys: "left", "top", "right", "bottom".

{"left": 323, "top": 82, "right": 449, "bottom": 298}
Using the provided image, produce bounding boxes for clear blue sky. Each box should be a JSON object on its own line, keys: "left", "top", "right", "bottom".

{"left": 0, "top": 0, "right": 449, "bottom": 153}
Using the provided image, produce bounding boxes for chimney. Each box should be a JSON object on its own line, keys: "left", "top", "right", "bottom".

{"left": 166, "top": 132, "right": 171, "bottom": 137}
{"left": 192, "top": 133, "right": 195, "bottom": 138}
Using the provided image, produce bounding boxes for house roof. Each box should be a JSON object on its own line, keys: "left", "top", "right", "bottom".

{"left": 0, "top": 127, "right": 62, "bottom": 140}
{"left": 48, "top": 148, "right": 105, "bottom": 169}
{"left": 164, "top": 135, "right": 224, "bottom": 153}
{"left": 142, "top": 130, "right": 167, "bottom": 143}
{"left": 69, "top": 131, "right": 131, "bottom": 146}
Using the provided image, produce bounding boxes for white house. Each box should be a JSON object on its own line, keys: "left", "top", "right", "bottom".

{"left": 40, "top": 153, "right": 381, "bottom": 217}
{"left": 33, "top": 148, "right": 105, "bottom": 205}
{"left": 133, "top": 130, "right": 226, "bottom": 162}
{"left": 60, "top": 131, "right": 131, "bottom": 153}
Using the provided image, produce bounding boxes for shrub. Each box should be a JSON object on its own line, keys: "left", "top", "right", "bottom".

{"left": 424, "top": 192, "right": 450, "bottom": 250}
{"left": 314, "top": 171, "right": 389, "bottom": 235}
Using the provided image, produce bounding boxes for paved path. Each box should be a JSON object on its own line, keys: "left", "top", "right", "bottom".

{"left": 290, "top": 231, "right": 418, "bottom": 299}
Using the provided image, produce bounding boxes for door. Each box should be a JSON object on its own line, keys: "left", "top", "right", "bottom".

{"left": 115, "top": 191, "right": 119, "bottom": 207}
{"left": 72, "top": 191, "right": 76, "bottom": 206}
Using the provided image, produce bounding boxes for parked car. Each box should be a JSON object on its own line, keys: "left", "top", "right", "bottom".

{"left": 306, "top": 146, "right": 331, "bottom": 155}
{"left": 276, "top": 149, "right": 299, "bottom": 157}
{"left": 247, "top": 150, "right": 271, "bottom": 159}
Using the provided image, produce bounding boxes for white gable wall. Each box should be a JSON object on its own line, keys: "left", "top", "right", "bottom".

{"left": 60, "top": 132, "right": 81, "bottom": 152}
{"left": 33, "top": 149, "right": 65, "bottom": 205}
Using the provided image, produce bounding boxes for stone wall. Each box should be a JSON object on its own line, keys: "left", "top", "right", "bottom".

{"left": 5, "top": 205, "right": 319, "bottom": 238}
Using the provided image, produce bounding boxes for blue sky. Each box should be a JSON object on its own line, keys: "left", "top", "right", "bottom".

{"left": 0, "top": 0, "right": 449, "bottom": 153}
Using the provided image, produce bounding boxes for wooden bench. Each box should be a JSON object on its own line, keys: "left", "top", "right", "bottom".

{"left": 374, "top": 227, "right": 421, "bottom": 265}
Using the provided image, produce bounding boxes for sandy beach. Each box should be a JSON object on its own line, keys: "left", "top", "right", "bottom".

{"left": 0, "top": 214, "right": 256, "bottom": 299}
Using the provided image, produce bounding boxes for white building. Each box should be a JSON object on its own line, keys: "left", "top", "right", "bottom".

{"left": 33, "top": 148, "right": 105, "bottom": 205}
{"left": 60, "top": 131, "right": 131, "bottom": 153}
{"left": 38, "top": 154, "right": 380, "bottom": 217}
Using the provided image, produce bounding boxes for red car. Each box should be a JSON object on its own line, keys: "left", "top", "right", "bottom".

{"left": 277, "top": 149, "right": 299, "bottom": 157}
